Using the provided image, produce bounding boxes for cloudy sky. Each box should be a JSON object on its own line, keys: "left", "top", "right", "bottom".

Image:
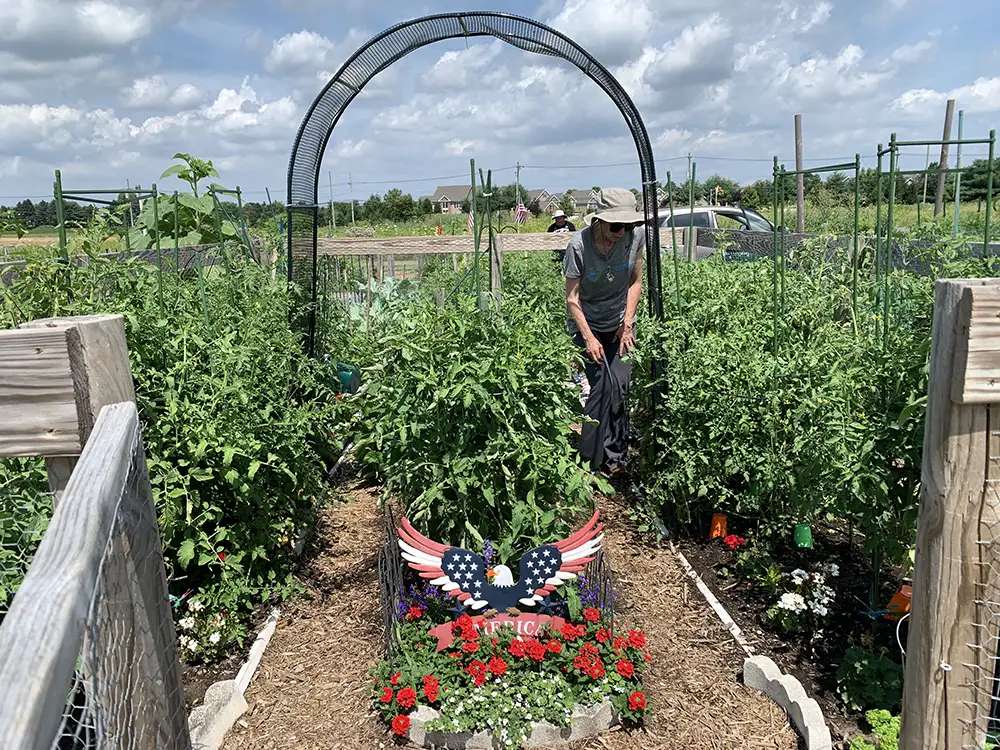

{"left": 1, "top": 0, "right": 997, "bottom": 206}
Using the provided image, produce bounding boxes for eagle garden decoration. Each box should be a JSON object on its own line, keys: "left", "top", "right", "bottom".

{"left": 397, "top": 512, "right": 604, "bottom": 614}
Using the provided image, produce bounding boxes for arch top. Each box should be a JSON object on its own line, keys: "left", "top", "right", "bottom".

{"left": 286, "top": 11, "right": 664, "bottom": 348}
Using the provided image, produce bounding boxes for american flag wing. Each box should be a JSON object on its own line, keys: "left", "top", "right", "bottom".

{"left": 516, "top": 512, "right": 604, "bottom": 607}
{"left": 513, "top": 203, "right": 528, "bottom": 224}
{"left": 397, "top": 519, "right": 489, "bottom": 609}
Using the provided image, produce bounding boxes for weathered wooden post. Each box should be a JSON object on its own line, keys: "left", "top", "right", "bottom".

{"left": 0, "top": 313, "right": 190, "bottom": 750}
{"left": 900, "top": 278, "right": 1000, "bottom": 749}
{"left": 0, "top": 315, "right": 135, "bottom": 506}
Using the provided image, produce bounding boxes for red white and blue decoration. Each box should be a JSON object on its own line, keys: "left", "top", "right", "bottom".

{"left": 397, "top": 513, "right": 604, "bottom": 613}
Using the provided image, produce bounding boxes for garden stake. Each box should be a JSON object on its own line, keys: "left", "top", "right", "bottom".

{"left": 665, "top": 171, "right": 682, "bottom": 315}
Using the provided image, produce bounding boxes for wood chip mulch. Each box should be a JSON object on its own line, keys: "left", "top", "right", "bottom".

{"left": 223, "top": 483, "right": 797, "bottom": 750}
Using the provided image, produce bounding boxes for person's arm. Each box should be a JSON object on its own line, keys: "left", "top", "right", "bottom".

{"left": 617, "top": 250, "right": 643, "bottom": 354}
{"left": 566, "top": 278, "right": 604, "bottom": 363}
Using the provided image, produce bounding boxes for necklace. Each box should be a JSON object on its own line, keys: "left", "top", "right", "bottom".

{"left": 593, "top": 237, "right": 619, "bottom": 283}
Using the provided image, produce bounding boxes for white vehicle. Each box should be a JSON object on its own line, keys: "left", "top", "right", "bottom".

{"left": 658, "top": 205, "right": 778, "bottom": 233}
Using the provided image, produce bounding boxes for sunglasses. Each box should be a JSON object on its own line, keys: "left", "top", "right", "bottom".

{"left": 601, "top": 222, "right": 627, "bottom": 233}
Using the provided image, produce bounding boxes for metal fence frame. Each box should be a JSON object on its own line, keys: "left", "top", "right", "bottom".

{"left": 0, "top": 402, "right": 190, "bottom": 750}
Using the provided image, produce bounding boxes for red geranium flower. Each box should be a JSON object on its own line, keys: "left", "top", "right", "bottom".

{"left": 723, "top": 534, "right": 746, "bottom": 550}
{"left": 561, "top": 623, "right": 584, "bottom": 641}
{"left": 613, "top": 636, "right": 625, "bottom": 653}
{"left": 379, "top": 687, "right": 393, "bottom": 704}
{"left": 583, "top": 607, "right": 601, "bottom": 623}
{"left": 422, "top": 675, "right": 439, "bottom": 703}
{"left": 396, "top": 687, "right": 417, "bottom": 710}
{"left": 628, "top": 692, "right": 647, "bottom": 711}
{"left": 527, "top": 640, "right": 547, "bottom": 661}
{"left": 462, "top": 641, "right": 479, "bottom": 654}
{"left": 643, "top": 651, "right": 652, "bottom": 663}
{"left": 467, "top": 660, "right": 488, "bottom": 687}
{"left": 390, "top": 672, "right": 401, "bottom": 686}
{"left": 627, "top": 630, "right": 647, "bottom": 649}
{"left": 406, "top": 605, "right": 425, "bottom": 621}
{"left": 509, "top": 639, "right": 527, "bottom": 658}
{"left": 586, "top": 661, "right": 605, "bottom": 679}
{"left": 547, "top": 639, "right": 563, "bottom": 654}
{"left": 596, "top": 628, "right": 611, "bottom": 644}
{"left": 616, "top": 659, "right": 635, "bottom": 679}
{"left": 487, "top": 656, "right": 508, "bottom": 676}
{"left": 391, "top": 715, "right": 411, "bottom": 736}
{"left": 217, "top": 552, "right": 227, "bottom": 562}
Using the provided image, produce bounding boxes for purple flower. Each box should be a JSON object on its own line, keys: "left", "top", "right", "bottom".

{"left": 482, "top": 539, "right": 497, "bottom": 567}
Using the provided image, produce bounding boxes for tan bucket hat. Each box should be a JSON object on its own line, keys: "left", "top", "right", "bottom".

{"left": 589, "top": 188, "right": 645, "bottom": 225}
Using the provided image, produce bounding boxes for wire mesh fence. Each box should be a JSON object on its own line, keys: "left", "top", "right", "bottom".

{"left": 0, "top": 403, "right": 190, "bottom": 750}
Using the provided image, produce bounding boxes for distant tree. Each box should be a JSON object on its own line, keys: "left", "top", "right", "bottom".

{"left": 702, "top": 174, "right": 740, "bottom": 205}
{"left": 419, "top": 197, "right": 433, "bottom": 215}
{"left": 14, "top": 199, "right": 34, "bottom": 227}
{"left": 362, "top": 193, "right": 384, "bottom": 222}
{"left": 674, "top": 178, "right": 704, "bottom": 206}
{"left": 383, "top": 188, "right": 416, "bottom": 222}
{"left": 738, "top": 186, "right": 761, "bottom": 210}
{"left": 560, "top": 191, "right": 577, "bottom": 216}
{"left": 591, "top": 185, "right": 601, "bottom": 192}
{"left": 962, "top": 159, "right": 999, "bottom": 203}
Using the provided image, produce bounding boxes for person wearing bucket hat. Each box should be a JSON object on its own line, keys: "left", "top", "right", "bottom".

{"left": 563, "top": 187, "right": 645, "bottom": 476}
{"left": 547, "top": 209, "right": 576, "bottom": 234}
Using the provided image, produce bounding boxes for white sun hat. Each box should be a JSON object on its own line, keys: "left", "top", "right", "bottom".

{"left": 551, "top": 209, "right": 566, "bottom": 218}
{"left": 590, "top": 187, "right": 646, "bottom": 225}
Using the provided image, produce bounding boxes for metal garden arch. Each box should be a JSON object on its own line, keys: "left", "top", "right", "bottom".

{"left": 286, "top": 11, "right": 664, "bottom": 353}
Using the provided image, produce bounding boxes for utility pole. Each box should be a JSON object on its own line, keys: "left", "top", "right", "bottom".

{"left": 349, "top": 172, "right": 356, "bottom": 224}
{"left": 794, "top": 114, "right": 805, "bottom": 233}
{"left": 686, "top": 153, "right": 692, "bottom": 184}
{"left": 934, "top": 98, "right": 955, "bottom": 218}
{"left": 328, "top": 170, "right": 335, "bottom": 235}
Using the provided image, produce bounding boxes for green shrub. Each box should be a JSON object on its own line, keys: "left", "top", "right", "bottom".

{"left": 848, "top": 709, "right": 899, "bottom": 750}
{"left": 1, "top": 248, "right": 341, "bottom": 652}
{"left": 351, "top": 293, "right": 599, "bottom": 561}
{"left": 836, "top": 645, "right": 904, "bottom": 713}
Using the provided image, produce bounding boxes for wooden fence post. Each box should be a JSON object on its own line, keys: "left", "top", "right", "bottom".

{"left": 0, "top": 315, "right": 136, "bottom": 507}
{"left": 900, "top": 278, "right": 1000, "bottom": 749}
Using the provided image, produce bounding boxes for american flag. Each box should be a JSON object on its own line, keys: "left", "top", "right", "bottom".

{"left": 467, "top": 206, "right": 475, "bottom": 232}
{"left": 513, "top": 202, "right": 529, "bottom": 225}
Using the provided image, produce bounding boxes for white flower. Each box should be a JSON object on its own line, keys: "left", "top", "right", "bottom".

{"left": 188, "top": 599, "right": 204, "bottom": 612}
{"left": 777, "top": 592, "right": 807, "bottom": 613}
{"left": 186, "top": 639, "right": 199, "bottom": 652}
{"left": 790, "top": 569, "right": 807, "bottom": 585}
{"left": 828, "top": 564, "right": 840, "bottom": 577}
{"left": 178, "top": 634, "right": 191, "bottom": 648}
{"left": 209, "top": 632, "right": 221, "bottom": 644}
{"left": 892, "top": 458, "right": 905, "bottom": 468}
{"left": 178, "top": 617, "right": 195, "bottom": 630}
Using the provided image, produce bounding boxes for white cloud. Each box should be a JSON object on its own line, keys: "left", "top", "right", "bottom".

{"left": 264, "top": 28, "right": 369, "bottom": 77}
{"left": 889, "top": 38, "right": 936, "bottom": 64}
{"left": 443, "top": 139, "right": 475, "bottom": 156}
{"left": 891, "top": 77, "right": 1000, "bottom": 115}
{"left": 779, "top": 44, "right": 892, "bottom": 101}
{"left": 547, "top": 0, "right": 655, "bottom": 65}
{"left": 0, "top": 156, "right": 21, "bottom": 178}
{"left": 422, "top": 42, "right": 503, "bottom": 88}
{"left": 333, "top": 139, "right": 369, "bottom": 158}
{"left": 800, "top": 1, "right": 833, "bottom": 32}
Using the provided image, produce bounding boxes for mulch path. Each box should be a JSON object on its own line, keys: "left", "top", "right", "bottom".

{"left": 222, "top": 481, "right": 797, "bottom": 750}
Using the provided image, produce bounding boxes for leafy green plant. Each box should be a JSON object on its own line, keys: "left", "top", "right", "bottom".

{"left": 1, "top": 248, "right": 341, "bottom": 654}
{"left": 351, "top": 293, "right": 600, "bottom": 560}
{"left": 0, "top": 459, "right": 50, "bottom": 617}
{"left": 836, "top": 645, "right": 904, "bottom": 713}
{"left": 848, "top": 709, "right": 900, "bottom": 750}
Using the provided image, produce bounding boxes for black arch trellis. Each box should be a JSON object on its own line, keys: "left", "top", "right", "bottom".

{"left": 285, "top": 11, "right": 665, "bottom": 354}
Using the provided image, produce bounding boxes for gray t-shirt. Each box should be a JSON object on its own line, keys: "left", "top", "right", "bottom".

{"left": 563, "top": 226, "right": 644, "bottom": 334}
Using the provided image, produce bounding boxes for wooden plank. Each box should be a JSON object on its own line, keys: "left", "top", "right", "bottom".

{"left": 316, "top": 232, "right": 568, "bottom": 256}
{"left": 899, "top": 278, "right": 1000, "bottom": 750}
{"left": 0, "top": 402, "right": 138, "bottom": 750}
{"left": 0, "top": 327, "right": 83, "bottom": 456}
{"left": 951, "top": 282, "right": 1000, "bottom": 403}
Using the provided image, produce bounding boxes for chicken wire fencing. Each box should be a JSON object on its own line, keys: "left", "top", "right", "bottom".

{"left": 0, "top": 403, "right": 190, "bottom": 750}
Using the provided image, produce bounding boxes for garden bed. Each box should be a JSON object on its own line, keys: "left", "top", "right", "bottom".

{"left": 677, "top": 522, "right": 906, "bottom": 745}
{"left": 221, "top": 477, "right": 797, "bottom": 749}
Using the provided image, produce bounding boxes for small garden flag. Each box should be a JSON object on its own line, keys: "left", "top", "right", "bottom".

{"left": 513, "top": 202, "right": 529, "bottom": 225}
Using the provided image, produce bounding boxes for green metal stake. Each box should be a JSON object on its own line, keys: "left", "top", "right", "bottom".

{"left": 196, "top": 250, "right": 210, "bottom": 328}
{"left": 771, "top": 158, "right": 780, "bottom": 357}
{"left": 852, "top": 154, "right": 861, "bottom": 332}
{"left": 779, "top": 167, "right": 786, "bottom": 310}
{"left": 884, "top": 135, "right": 898, "bottom": 354}
{"left": 687, "top": 163, "right": 696, "bottom": 262}
{"left": 665, "top": 172, "right": 682, "bottom": 315}
{"left": 211, "top": 190, "right": 224, "bottom": 245}
{"left": 173, "top": 191, "right": 180, "bottom": 272}
{"left": 470, "top": 159, "right": 480, "bottom": 299}
{"left": 953, "top": 110, "right": 964, "bottom": 238}
{"left": 986, "top": 130, "right": 996, "bottom": 258}
{"left": 874, "top": 144, "right": 884, "bottom": 344}
{"left": 152, "top": 183, "right": 164, "bottom": 314}
{"left": 236, "top": 186, "right": 250, "bottom": 257}
{"left": 53, "top": 169, "right": 68, "bottom": 257}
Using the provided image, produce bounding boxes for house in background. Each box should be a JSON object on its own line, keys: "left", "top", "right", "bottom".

{"left": 526, "top": 189, "right": 561, "bottom": 214}
{"left": 565, "top": 190, "right": 599, "bottom": 214}
{"left": 430, "top": 185, "right": 472, "bottom": 214}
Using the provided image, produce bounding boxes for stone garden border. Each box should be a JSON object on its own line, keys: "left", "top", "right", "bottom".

{"left": 406, "top": 699, "right": 618, "bottom": 749}
{"left": 743, "top": 655, "right": 833, "bottom": 750}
